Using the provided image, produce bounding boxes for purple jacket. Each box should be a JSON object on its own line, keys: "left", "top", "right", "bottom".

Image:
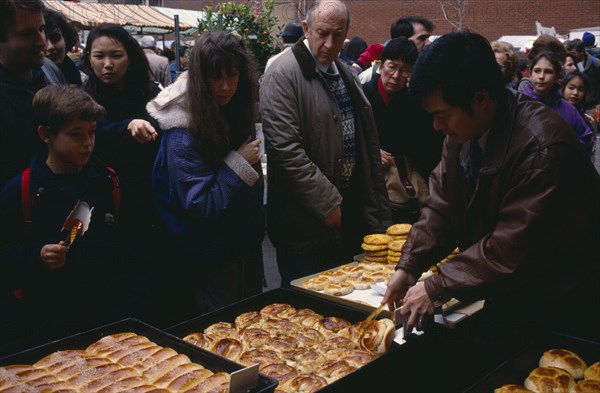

{"left": 522, "top": 85, "right": 593, "bottom": 155}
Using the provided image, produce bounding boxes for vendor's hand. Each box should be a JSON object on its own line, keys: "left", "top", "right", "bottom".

{"left": 237, "top": 137, "right": 261, "bottom": 165}
{"left": 323, "top": 207, "right": 341, "bottom": 229}
{"left": 128, "top": 119, "right": 157, "bottom": 144}
{"left": 382, "top": 268, "right": 416, "bottom": 314}
{"left": 40, "top": 241, "right": 67, "bottom": 272}
{"left": 401, "top": 281, "right": 435, "bottom": 332}
{"left": 380, "top": 149, "right": 393, "bottom": 168}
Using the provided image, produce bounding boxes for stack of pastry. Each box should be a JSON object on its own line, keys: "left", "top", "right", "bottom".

{"left": 360, "top": 234, "right": 393, "bottom": 264}
{"left": 183, "top": 303, "right": 395, "bottom": 392}
{"left": 0, "top": 332, "right": 230, "bottom": 393}
{"left": 303, "top": 262, "right": 396, "bottom": 296}
{"left": 494, "top": 349, "right": 600, "bottom": 393}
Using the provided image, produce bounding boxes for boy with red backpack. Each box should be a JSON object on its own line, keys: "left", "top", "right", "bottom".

{"left": 0, "top": 85, "right": 145, "bottom": 356}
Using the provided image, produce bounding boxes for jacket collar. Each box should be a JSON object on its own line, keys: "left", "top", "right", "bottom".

{"left": 477, "top": 88, "right": 515, "bottom": 176}
{"left": 292, "top": 39, "right": 349, "bottom": 81}
{"left": 146, "top": 72, "right": 189, "bottom": 130}
{"left": 29, "top": 153, "right": 113, "bottom": 193}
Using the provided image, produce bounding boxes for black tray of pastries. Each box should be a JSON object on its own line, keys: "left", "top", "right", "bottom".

{"left": 0, "top": 317, "right": 277, "bottom": 393}
{"left": 166, "top": 288, "right": 423, "bottom": 392}
{"left": 465, "top": 332, "right": 600, "bottom": 392}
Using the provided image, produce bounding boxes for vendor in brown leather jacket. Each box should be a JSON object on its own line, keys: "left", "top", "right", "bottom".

{"left": 383, "top": 32, "right": 600, "bottom": 347}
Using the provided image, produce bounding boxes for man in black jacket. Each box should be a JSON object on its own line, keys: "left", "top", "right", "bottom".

{"left": 0, "top": 0, "right": 50, "bottom": 188}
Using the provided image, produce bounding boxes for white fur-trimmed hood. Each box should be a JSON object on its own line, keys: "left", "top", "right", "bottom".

{"left": 146, "top": 71, "right": 190, "bottom": 130}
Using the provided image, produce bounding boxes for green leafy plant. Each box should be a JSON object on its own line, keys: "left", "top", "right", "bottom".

{"left": 198, "top": 0, "right": 279, "bottom": 73}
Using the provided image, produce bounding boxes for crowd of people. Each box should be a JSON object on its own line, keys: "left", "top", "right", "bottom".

{"left": 1, "top": 0, "right": 599, "bottom": 373}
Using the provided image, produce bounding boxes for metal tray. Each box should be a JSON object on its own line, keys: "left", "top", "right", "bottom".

{"left": 167, "top": 288, "right": 424, "bottom": 392}
{"left": 465, "top": 332, "right": 600, "bottom": 392}
{"left": 0, "top": 318, "right": 277, "bottom": 393}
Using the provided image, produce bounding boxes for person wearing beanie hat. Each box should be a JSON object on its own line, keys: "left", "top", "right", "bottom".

{"left": 264, "top": 22, "right": 304, "bottom": 72}
{"left": 140, "top": 35, "right": 171, "bottom": 87}
{"left": 582, "top": 32, "right": 596, "bottom": 48}
{"left": 281, "top": 22, "right": 303, "bottom": 44}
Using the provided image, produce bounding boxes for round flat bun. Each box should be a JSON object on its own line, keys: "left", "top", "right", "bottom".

{"left": 303, "top": 276, "right": 330, "bottom": 291}
{"left": 323, "top": 282, "right": 354, "bottom": 296}
{"left": 318, "top": 271, "right": 348, "bottom": 283}
{"left": 494, "top": 384, "right": 534, "bottom": 393}
{"left": 347, "top": 276, "right": 375, "bottom": 290}
{"left": 524, "top": 367, "right": 575, "bottom": 393}
{"left": 539, "top": 349, "right": 587, "bottom": 379}
{"left": 363, "top": 234, "right": 393, "bottom": 245}
{"left": 386, "top": 224, "right": 411, "bottom": 236}
{"left": 572, "top": 380, "right": 600, "bottom": 393}
{"left": 361, "top": 243, "right": 388, "bottom": 251}
{"left": 387, "top": 240, "right": 406, "bottom": 252}
{"left": 585, "top": 362, "right": 600, "bottom": 381}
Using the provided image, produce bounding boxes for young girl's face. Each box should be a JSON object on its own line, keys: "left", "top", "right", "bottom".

{"left": 563, "top": 76, "right": 586, "bottom": 106}
{"left": 532, "top": 57, "right": 558, "bottom": 97}
{"left": 45, "top": 119, "right": 96, "bottom": 172}
{"left": 209, "top": 67, "right": 240, "bottom": 106}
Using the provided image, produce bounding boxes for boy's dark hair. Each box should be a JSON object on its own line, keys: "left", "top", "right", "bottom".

{"left": 381, "top": 36, "right": 418, "bottom": 65}
{"left": 565, "top": 38, "right": 585, "bottom": 53}
{"left": 44, "top": 9, "right": 79, "bottom": 50}
{"left": 0, "top": 0, "right": 44, "bottom": 42}
{"left": 33, "top": 85, "right": 106, "bottom": 135}
{"left": 410, "top": 31, "right": 505, "bottom": 115}
{"left": 391, "top": 16, "right": 434, "bottom": 39}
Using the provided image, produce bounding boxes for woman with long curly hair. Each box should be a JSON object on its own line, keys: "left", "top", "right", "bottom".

{"left": 148, "top": 31, "right": 264, "bottom": 322}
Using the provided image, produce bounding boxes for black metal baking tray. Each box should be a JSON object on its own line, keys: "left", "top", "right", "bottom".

{"left": 167, "top": 288, "right": 424, "bottom": 392}
{"left": 0, "top": 318, "right": 277, "bottom": 393}
{"left": 464, "top": 332, "right": 600, "bottom": 392}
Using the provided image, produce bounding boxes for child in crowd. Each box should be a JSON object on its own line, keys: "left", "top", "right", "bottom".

{"left": 0, "top": 85, "right": 144, "bottom": 356}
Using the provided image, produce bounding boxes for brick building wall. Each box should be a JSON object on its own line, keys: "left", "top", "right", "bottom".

{"left": 163, "top": 1, "right": 599, "bottom": 46}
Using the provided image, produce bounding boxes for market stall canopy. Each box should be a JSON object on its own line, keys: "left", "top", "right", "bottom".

{"left": 154, "top": 6, "right": 205, "bottom": 31}
{"left": 42, "top": 0, "right": 192, "bottom": 33}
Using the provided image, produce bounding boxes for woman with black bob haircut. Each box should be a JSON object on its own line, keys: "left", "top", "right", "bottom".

{"left": 80, "top": 23, "right": 159, "bottom": 204}
{"left": 148, "top": 31, "right": 264, "bottom": 322}
{"left": 81, "top": 24, "right": 161, "bottom": 321}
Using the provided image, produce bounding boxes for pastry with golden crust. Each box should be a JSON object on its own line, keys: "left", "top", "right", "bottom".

{"left": 360, "top": 242, "right": 388, "bottom": 252}
{"left": 288, "top": 308, "right": 323, "bottom": 329}
{"left": 209, "top": 338, "right": 244, "bottom": 362}
{"left": 235, "top": 311, "right": 264, "bottom": 329}
{"left": 338, "top": 264, "right": 364, "bottom": 277}
{"left": 316, "top": 359, "right": 356, "bottom": 383}
{"left": 572, "top": 380, "right": 600, "bottom": 393}
{"left": 585, "top": 362, "right": 600, "bottom": 381}
{"left": 203, "top": 322, "right": 238, "bottom": 339}
{"left": 386, "top": 223, "right": 411, "bottom": 236}
{"left": 260, "top": 303, "right": 297, "bottom": 320}
{"left": 494, "top": 384, "right": 534, "bottom": 393}
{"left": 323, "top": 282, "right": 354, "bottom": 296}
{"left": 261, "top": 363, "right": 299, "bottom": 385}
{"left": 238, "top": 349, "right": 283, "bottom": 370}
{"left": 318, "top": 270, "right": 348, "bottom": 284}
{"left": 524, "top": 367, "right": 575, "bottom": 393}
{"left": 539, "top": 349, "right": 587, "bottom": 379}
{"left": 239, "top": 327, "right": 271, "bottom": 349}
{"left": 363, "top": 234, "right": 393, "bottom": 245}
{"left": 358, "top": 261, "right": 384, "bottom": 271}
{"left": 183, "top": 332, "right": 215, "bottom": 350}
{"left": 317, "top": 317, "right": 352, "bottom": 338}
{"left": 347, "top": 275, "right": 375, "bottom": 290}
{"left": 303, "top": 276, "right": 330, "bottom": 291}
{"left": 282, "top": 374, "right": 328, "bottom": 393}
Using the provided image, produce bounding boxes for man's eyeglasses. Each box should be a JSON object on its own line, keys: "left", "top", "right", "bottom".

{"left": 383, "top": 62, "right": 411, "bottom": 78}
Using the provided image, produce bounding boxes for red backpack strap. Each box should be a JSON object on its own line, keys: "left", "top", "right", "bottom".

{"left": 21, "top": 167, "right": 32, "bottom": 228}
{"left": 106, "top": 167, "right": 121, "bottom": 219}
